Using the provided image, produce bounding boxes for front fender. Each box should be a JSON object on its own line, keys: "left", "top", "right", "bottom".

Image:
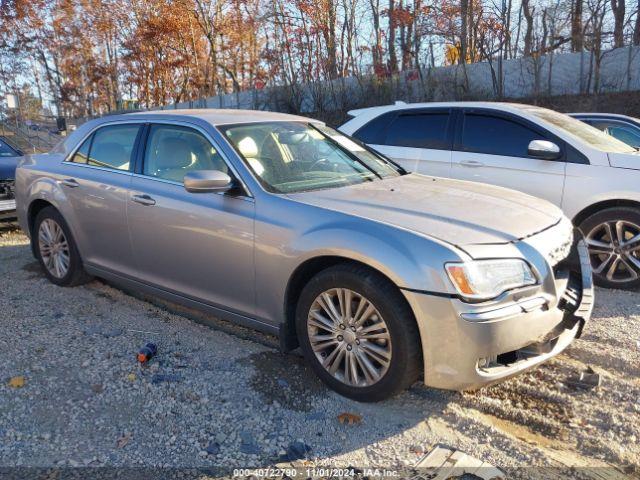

{"left": 291, "top": 220, "right": 460, "bottom": 293}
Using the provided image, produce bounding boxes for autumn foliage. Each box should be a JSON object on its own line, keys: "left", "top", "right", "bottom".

{"left": 0, "top": 0, "right": 638, "bottom": 118}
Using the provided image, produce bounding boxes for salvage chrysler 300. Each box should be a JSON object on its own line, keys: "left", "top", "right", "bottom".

{"left": 15, "top": 109, "right": 593, "bottom": 401}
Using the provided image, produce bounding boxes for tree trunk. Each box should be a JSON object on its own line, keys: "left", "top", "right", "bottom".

{"left": 388, "top": 0, "right": 397, "bottom": 72}
{"left": 522, "top": 0, "right": 534, "bottom": 56}
{"left": 460, "top": 0, "right": 469, "bottom": 64}
{"left": 571, "top": 0, "right": 584, "bottom": 52}
{"left": 611, "top": 0, "right": 625, "bottom": 48}
{"left": 634, "top": 0, "right": 640, "bottom": 45}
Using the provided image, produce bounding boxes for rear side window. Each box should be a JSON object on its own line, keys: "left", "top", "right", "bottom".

{"left": 0, "top": 140, "right": 18, "bottom": 157}
{"left": 385, "top": 112, "right": 450, "bottom": 149}
{"left": 70, "top": 136, "right": 91, "bottom": 164}
{"left": 69, "top": 124, "right": 141, "bottom": 171}
{"left": 351, "top": 111, "right": 396, "bottom": 144}
{"left": 461, "top": 114, "right": 546, "bottom": 158}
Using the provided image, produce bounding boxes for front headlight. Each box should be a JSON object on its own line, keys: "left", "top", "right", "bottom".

{"left": 445, "top": 259, "right": 537, "bottom": 301}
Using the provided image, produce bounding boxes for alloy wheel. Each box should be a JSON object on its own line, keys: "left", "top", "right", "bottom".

{"left": 586, "top": 220, "right": 640, "bottom": 283}
{"left": 38, "top": 218, "right": 70, "bottom": 279}
{"left": 307, "top": 288, "right": 391, "bottom": 387}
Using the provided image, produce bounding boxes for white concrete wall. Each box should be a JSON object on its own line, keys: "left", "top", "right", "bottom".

{"left": 159, "top": 46, "right": 640, "bottom": 113}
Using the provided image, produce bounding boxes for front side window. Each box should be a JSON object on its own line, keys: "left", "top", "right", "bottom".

{"left": 220, "top": 122, "right": 402, "bottom": 193}
{"left": 352, "top": 111, "right": 396, "bottom": 144}
{"left": 69, "top": 124, "right": 141, "bottom": 171}
{"left": 143, "top": 124, "right": 229, "bottom": 183}
{"left": 461, "top": 114, "right": 546, "bottom": 158}
{"left": 608, "top": 126, "right": 640, "bottom": 148}
{"left": 384, "top": 112, "right": 450, "bottom": 149}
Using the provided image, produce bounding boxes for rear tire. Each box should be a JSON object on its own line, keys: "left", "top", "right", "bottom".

{"left": 295, "top": 263, "right": 422, "bottom": 402}
{"left": 579, "top": 207, "right": 640, "bottom": 290}
{"left": 33, "top": 206, "right": 91, "bottom": 287}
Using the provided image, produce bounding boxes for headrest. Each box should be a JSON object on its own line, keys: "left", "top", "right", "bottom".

{"left": 156, "top": 137, "right": 193, "bottom": 169}
{"left": 237, "top": 137, "right": 258, "bottom": 158}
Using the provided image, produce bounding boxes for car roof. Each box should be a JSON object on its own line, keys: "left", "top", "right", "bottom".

{"left": 346, "top": 101, "right": 542, "bottom": 118}
{"left": 123, "top": 108, "right": 318, "bottom": 126}
{"left": 569, "top": 112, "right": 638, "bottom": 121}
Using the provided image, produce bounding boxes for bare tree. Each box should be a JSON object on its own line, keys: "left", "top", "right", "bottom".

{"left": 610, "top": 0, "right": 625, "bottom": 48}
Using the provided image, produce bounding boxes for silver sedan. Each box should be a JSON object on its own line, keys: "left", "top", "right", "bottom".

{"left": 15, "top": 109, "right": 593, "bottom": 401}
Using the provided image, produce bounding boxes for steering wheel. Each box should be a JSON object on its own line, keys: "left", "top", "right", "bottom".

{"left": 310, "top": 158, "right": 335, "bottom": 171}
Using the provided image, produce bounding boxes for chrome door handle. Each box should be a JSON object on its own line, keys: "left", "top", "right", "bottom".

{"left": 132, "top": 194, "right": 156, "bottom": 206}
{"left": 460, "top": 160, "right": 485, "bottom": 168}
{"left": 60, "top": 178, "right": 80, "bottom": 188}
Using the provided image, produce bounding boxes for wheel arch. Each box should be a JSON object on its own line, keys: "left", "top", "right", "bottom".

{"left": 573, "top": 199, "right": 640, "bottom": 230}
{"left": 279, "top": 255, "right": 419, "bottom": 354}
{"left": 27, "top": 199, "right": 58, "bottom": 257}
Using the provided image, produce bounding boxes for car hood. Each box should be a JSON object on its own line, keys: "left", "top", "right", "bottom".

{"left": 287, "top": 174, "right": 563, "bottom": 246}
{"left": 608, "top": 151, "right": 640, "bottom": 170}
{"left": 0, "top": 156, "right": 20, "bottom": 179}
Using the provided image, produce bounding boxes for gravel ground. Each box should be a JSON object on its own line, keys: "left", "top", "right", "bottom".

{"left": 0, "top": 225, "right": 638, "bottom": 478}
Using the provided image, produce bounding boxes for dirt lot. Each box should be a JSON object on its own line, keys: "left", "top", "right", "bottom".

{"left": 0, "top": 225, "right": 638, "bottom": 478}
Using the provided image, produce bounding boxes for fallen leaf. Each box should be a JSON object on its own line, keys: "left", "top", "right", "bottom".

{"left": 337, "top": 412, "right": 362, "bottom": 425}
{"left": 116, "top": 433, "right": 132, "bottom": 449}
{"left": 126, "top": 373, "right": 136, "bottom": 382}
{"left": 8, "top": 376, "right": 25, "bottom": 388}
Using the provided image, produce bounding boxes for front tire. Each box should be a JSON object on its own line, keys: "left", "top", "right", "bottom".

{"left": 579, "top": 207, "right": 640, "bottom": 290}
{"left": 295, "top": 264, "right": 422, "bottom": 402}
{"left": 33, "top": 206, "right": 90, "bottom": 287}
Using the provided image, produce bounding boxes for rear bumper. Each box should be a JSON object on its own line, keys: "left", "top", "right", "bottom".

{"left": 403, "top": 238, "right": 593, "bottom": 391}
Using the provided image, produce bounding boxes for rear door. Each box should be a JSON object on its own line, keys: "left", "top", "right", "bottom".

{"left": 352, "top": 108, "right": 454, "bottom": 178}
{"left": 61, "top": 122, "right": 142, "bottom": 276}
{"left": 451, "top": 109, "right": 566, "bottom": 206}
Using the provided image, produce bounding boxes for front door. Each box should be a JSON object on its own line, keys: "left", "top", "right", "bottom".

{"left": 127, "top": 123, "right": 255, "bottom": 317}
{"left": 451, "top": 111, "right": 566, "bottom": 206}
{"left": 367, "top": 109, "right": 453, "bottom": 178}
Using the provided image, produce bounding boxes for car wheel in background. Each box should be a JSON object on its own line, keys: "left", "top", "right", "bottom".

{"left": 295, "top": 263, "right": 422, "bottom": 402}
{"left": 33, "top": 206, "right": 91, "bottom": 287}
{"left": 580, "top": 207, "right": 640, "bottom": 290}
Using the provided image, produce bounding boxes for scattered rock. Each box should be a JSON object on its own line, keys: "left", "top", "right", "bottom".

{"left": 282, "top": 440, "right": 312, "bottom": 461}
{"left": 151, "top": 374, "right": 181, "bottom": 384}
{"left": 204, "top": 441, "right": 220, "bottom": 455}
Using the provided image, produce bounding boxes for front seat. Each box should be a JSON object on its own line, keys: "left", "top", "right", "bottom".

{"left": 151, "top": 137, "right": 194, "bottom": 183}
{"left": 237, "top": 137, "right": 267, "bottom": 179}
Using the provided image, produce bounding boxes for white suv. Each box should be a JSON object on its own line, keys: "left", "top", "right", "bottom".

{"left": 340, "top": 102, "right": 640, "bottom": 289}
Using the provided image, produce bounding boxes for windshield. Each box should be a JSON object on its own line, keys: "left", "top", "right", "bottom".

{"left": 220, "top": 122, "right": 403, "bottom": 193}
{"left": 521, "top": 107, "right": 636, "bottom": 153}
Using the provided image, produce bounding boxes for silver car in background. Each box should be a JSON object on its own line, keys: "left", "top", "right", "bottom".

{"left": 15, "top": 109, "right": 593, "bottom": 401}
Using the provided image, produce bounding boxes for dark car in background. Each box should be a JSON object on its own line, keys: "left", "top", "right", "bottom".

{"left": 570, "top": 113, "right": 640, "bottom": 149}
{"left": 0, "top": 138, "right": 23, "bottom": 221}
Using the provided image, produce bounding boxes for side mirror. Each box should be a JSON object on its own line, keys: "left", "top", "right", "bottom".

{"left": 528, "top": 140, "right": 561, "bottom": 160}
{"left": 183, "top": 170, "right": 233, "bottom": 193}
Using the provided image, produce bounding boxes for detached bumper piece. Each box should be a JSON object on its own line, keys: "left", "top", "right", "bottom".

{"left": 478, "top": 235, "right": 593, "bottom": 376}
{"left": 0, "top": 180, "right": 16, "bottom": 221}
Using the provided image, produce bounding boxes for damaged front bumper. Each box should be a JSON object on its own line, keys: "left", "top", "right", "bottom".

{"left": 403, "top": 227, "right": 593, "bottom": 391}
